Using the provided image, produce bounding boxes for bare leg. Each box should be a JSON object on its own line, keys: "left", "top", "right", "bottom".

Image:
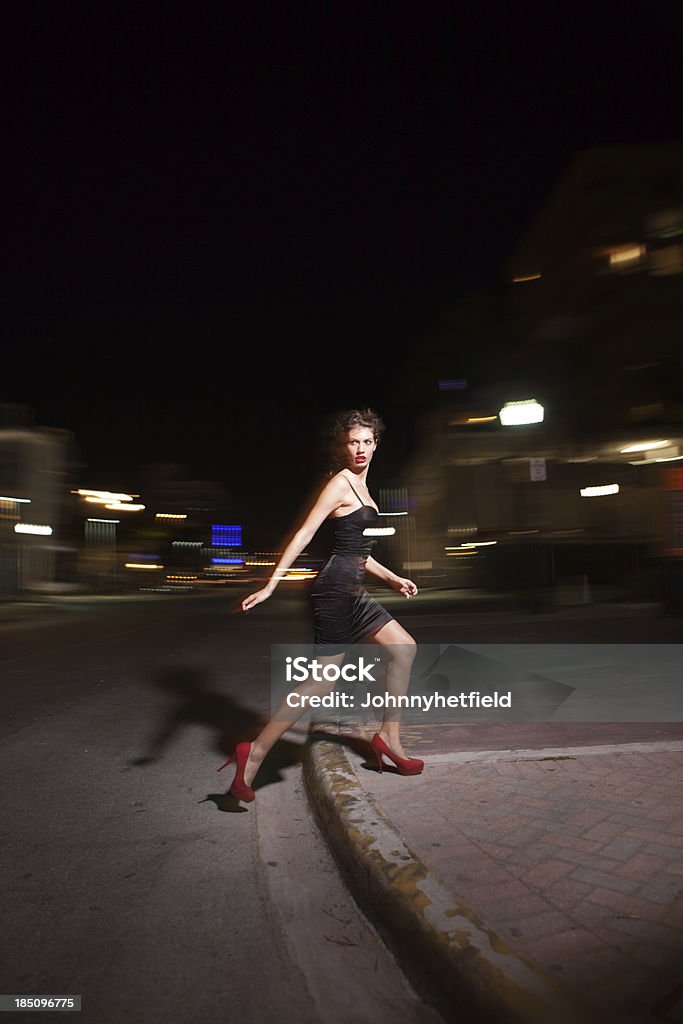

{"left": 367, "top": 620, "right": 417, "bottom": 759}
{"left": 243, "top": 653, "right": 345, "bottom": 786}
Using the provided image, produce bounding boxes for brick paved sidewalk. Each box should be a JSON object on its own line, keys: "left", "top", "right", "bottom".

{"left": 344, "top": 722, "right": 683, "bottom": 1024}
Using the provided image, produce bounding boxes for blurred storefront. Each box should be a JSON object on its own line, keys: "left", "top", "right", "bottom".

{"left": 0, "top": 404, "right": 77, "bottom": 598}
{"left": 401, "top": 143, "right": 683, "bottom": 609}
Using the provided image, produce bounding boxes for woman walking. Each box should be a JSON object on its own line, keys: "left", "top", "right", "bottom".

{"left": 221, "top": 408, "right": 423, "bottom": 802}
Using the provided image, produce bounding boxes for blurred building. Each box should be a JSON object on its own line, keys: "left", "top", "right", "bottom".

{"left": 122, "top": 464, "right": 235, "bottom": 586}
{"left": 0, "top": 411, "right": 246, "bottom": 597}
{"left": 401, "top": 143, "right": 683, "bottom": 606}
{"left": 0, "top": 403, "right": 77, "bottom": 597}
{"left": 503, "top": 141, "right": 683, "bottom": 435}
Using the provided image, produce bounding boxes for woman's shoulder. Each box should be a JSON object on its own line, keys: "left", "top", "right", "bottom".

{"left": 319, "top": 470, "right": 350, "bottom": 496}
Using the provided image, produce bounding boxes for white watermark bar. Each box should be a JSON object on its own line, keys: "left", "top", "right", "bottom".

{"left": 270, "top": 644, "right": 683, "bottom": 724}
{"left": 0, "top": 996, "right": 81, "bottom": 1011}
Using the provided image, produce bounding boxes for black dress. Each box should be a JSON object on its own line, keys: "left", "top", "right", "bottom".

{"left": 309, "top": 479, "right": 394, "bottom": 655}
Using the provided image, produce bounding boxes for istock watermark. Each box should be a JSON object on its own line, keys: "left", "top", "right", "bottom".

{"left": 285, "top": 655, "right": 378, "bottom": 683}
{"left": 270, "top": 643, "right": 683, "bottom": 725}
{"left": 270, "top": 643, "right": 520, "bottom": 724}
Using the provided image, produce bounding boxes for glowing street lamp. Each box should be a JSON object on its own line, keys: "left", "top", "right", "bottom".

{"left": 499, "top": 399, "right": 545, "bottom": 425}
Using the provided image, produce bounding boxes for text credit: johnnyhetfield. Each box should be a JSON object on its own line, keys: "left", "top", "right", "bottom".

{"left": 285, "top": 691, "right": 512, "bottom": 710}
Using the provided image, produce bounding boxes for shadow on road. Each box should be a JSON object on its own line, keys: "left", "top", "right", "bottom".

{"left": 128, "top": 664, "right": 307, "bottom": 808}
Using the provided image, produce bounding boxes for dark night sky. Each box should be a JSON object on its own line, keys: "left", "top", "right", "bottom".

{"left": 4, "top": 6, "right": 682, "bottom": 541}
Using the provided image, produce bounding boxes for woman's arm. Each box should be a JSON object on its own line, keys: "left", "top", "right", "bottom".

{"left": 241, "top": 475, "right": 347, "bottom": 611}
{"left": 365, "top": 555, "right": 418, "bottom": 597}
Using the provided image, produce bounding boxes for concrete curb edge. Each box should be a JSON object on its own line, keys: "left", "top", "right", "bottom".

{"left": 302, "top": 731, "right": 601, "bottom": 1024}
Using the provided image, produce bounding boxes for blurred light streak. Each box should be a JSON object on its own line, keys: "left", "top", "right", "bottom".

{"left": 580, "top": 484, "right": 620, "bottom": 497}
{"left": 620, "top": 440, "right": 669, "bottom": 453}
{"left": 512, "top": 273, "right": 541, "bottom": 282}
{"left": 281, "top": 569, "right": 317, "bottom": 580}
{"left": 75, "top": 489, "right": 138, "bottom": 502}
{"left": 363, "top": 527, "right": 396, "bottom": 536}
{"left": 125, "top": 563, "right": 164, "bottom": 569}
{"left": 212, "top": 524, "right": 242, "bottom": 546}
{"left": 15, "top": 524, "right": 53, "bottom": 535}
{"left": 105, "top": 502, "right": 146, "bottom": 511}
{"left": 0, "top": 495, "right": 31, "bottom": 503}
{"left": 608, "top": 244, "right": 645, "bottom": 266}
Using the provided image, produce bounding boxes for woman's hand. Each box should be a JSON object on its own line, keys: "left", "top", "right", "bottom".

{"left": 242, "top": 585, "right": 274, "bottom": 612}
{"left": 392, "top": 576, "right": 418, "bottom": 599}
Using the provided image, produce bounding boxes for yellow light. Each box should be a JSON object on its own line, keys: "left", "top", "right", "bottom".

{"left": 155, "top": 513, "right": 187, "bottom": 519}
{"left": 105, "top": 502, "right": 146, "bottom": 511}
{"left": 620, "top": 440, "right": 669, "bottom": 453}
{"left": 466, "top": 416, "right": 498, "bottom": 424}
{"left": 125, "top": 562, "right": 164, "bottom": 569}
{"left": 281, "top": 569, "right": 317, "bottom": 580}
{"left": 608, "top": 244, "right": 644, "bottom": 265}
{"left": 512, "top": 273, "right": 542, "bottom": 282}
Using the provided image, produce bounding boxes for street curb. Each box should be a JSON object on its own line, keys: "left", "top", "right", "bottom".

{"left": 302, "top": 730, "right": 601, "bottom": 1024}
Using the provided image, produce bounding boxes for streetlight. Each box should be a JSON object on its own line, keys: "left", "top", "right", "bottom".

{"left": 499, "top": 399, "right": 545, "bottom": 425}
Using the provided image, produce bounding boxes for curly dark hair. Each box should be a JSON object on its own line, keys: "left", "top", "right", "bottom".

{"left": 330, "top": 407, "right": 385, "bottom": 444}
{"left": 324, "top": 407, "right": 385, "bottom": 470}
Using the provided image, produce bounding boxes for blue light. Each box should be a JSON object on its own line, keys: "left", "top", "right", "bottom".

{"left": 211, "top": 524, "right": 242, "bottom": 547}
{"left": 211, "top": 557, "right": 244, "bottom": 565}
{"left": 438, "top": 379, "right": 468, "bottom": 391}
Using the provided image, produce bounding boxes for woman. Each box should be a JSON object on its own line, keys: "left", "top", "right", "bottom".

{"left": 221, "top": 408, "right": 423, "bottom": 802}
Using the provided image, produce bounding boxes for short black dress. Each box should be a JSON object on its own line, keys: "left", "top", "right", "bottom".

{"left": 309, "top": 479, "right": 394, "bottom": 655}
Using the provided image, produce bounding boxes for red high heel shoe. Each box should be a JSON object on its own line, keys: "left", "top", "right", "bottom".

{"left": 217, "top": 742, "right": 255, "bottom": 802}
{"left": 371, "top": 733, "right": 424, "bottom": 776}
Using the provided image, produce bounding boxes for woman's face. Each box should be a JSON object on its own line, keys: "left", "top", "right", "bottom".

{"left": 341, "top": 426, "right": 377, "bottom": 471}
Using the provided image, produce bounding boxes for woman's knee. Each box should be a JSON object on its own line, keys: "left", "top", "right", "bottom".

{"left": 387, "top": 634, "right": 417, "bottom": 668}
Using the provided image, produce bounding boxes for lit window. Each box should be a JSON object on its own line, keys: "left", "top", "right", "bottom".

{"left": 608, "top": 244, "right": 645, "bottom": 267}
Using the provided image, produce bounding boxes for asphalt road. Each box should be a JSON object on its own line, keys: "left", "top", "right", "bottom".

{"left": 1, "top": 586, "right": 681, "bottom": 1024}
{"left": 0, "top": 590, "right": 444, "bottom": 1024}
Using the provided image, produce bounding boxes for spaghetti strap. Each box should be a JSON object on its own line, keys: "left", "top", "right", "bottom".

{"left": 346, "top": 477, "right": 364, "bottom": 508}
